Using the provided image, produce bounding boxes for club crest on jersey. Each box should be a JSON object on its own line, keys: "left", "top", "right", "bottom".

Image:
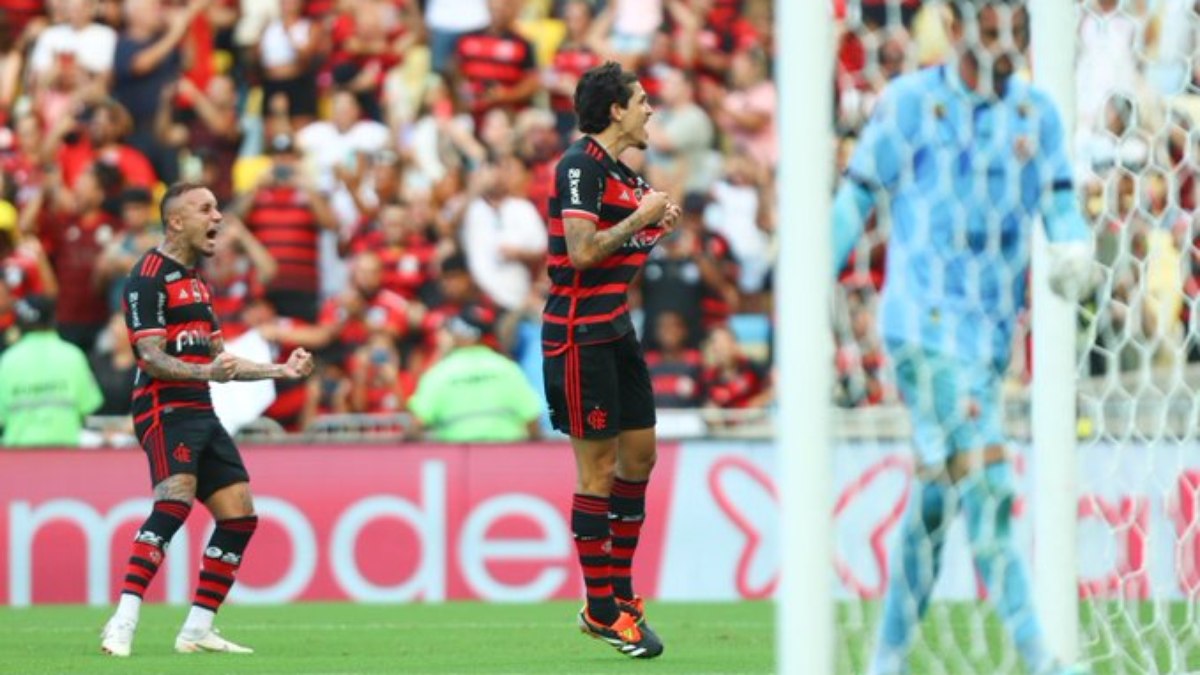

{"left": 629, "top": 229, "right": 663, "bottom": 249}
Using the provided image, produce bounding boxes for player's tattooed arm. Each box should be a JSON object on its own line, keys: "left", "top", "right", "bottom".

{"left": 137, "top": 335, "right": 234, "bottom": 382}
{"left": 563, "top": 191, "right": 671, "bottom": 269}
{"left": 210, "top": 336, "right": 314, "bottom": 381}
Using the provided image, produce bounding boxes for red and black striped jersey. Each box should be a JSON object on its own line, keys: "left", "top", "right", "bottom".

{"left": 645, "top": 348, "right": 704, "bottom": 408}
{"left": 549, "top": 43, "right": 602, "bottom": 113}
{"left": 454, "top": 28, "right": 537, "bottom": 114}
{"left": 245, "top": 186, "right": 320, "bottom": 294}
{"left": 123, "top": 249, "right": 221, "bottom": 422}
{"left": 542, "top": 136, "right": 665, "bottom": 352}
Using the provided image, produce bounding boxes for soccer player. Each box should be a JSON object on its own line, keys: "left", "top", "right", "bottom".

{"left": 100, "top": 182, "right": 315, "bottom": 657}
{"left": 832, "top": 3, "right": 1093, "bottom": 674}
{"left": 543, "top": 61, "right": 681, "bottom": 659}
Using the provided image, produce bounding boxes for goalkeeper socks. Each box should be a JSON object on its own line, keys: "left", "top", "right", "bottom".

{"left": 572, "top": 494, "right": 619, "bottom": 625}
{"left": 188, "top": 515, "right": 258, "bottom": 619}
{"left": 874, "top": 480, "right": 951, "bottom": 672}
{"left": 119, "top": 500, "right": 192, "bottom": 607}
{"left": 608, "top": 477, "right": 648, "bottom": 600}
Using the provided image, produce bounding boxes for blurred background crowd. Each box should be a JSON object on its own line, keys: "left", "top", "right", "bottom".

{"left": 1, "top": 0, "right": 1195, "bottom": 444}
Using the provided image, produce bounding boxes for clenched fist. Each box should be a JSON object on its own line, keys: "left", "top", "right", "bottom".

{"left": 283, "top": 348, "right": 315, "bottom": 380}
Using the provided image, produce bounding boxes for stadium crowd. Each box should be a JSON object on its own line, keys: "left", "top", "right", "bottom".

{"left": 0, "top": 0, "right": 778, "bottom": 441}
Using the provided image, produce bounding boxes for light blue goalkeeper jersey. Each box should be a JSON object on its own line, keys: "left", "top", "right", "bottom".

{"left": 834, "top": 65, "right": 1091, "bottom": 365}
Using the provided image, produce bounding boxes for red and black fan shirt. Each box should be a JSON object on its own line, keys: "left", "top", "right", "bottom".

{"left": 454, "top": 28, "right": 537, "bottom": 114}
{"left": 123, "top": 250, "right": 220, "bottom": 423}
{"left": 542, "top": 136, "right": 665, "bottom": 353}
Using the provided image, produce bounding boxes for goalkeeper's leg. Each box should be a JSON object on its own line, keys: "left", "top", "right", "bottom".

{"left": 960, "top": 457, "right": 1052, "bottom": 673}
{"left": 870, "top": 475, "right": 955, "bottom": 675}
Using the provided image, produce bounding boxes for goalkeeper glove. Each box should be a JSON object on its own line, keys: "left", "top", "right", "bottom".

{"left": 1046, "top": 240, "right": 1094, "bottom": 302}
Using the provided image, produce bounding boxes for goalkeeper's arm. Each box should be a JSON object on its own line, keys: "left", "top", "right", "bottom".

{"left": 1041, "top": 182, "right": 1095, "bottom": 302}
{"left": 832, "top": 177, "right": 877, "bottom": 274}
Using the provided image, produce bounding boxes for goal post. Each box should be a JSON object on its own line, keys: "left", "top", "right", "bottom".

{"left": 1029, "top": 0, "right": 1081, "bottom": 666}
{"left": 775, "top": 0, "right": 835, "bottom": 674}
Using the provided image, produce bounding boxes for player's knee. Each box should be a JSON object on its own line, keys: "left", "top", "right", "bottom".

{"left": 962, "top": 463, "right": 1016, "bottom": 554}
{"left": 577, "top": 464, "right": 616, "bottom": 495}
{"left": 914, "top": 478, "right": 950, "bottom": 535}
{"left": 153, "top": 474, "right": 198, "bottom": 505}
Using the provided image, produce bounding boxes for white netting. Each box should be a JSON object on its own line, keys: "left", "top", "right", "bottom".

{"left": 831, "top": 1, "right": 1200, "bottom": 673}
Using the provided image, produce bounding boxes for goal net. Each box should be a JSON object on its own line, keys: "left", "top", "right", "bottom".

{"left": 826, "top": 1, "right": 1200, "bottom": 673}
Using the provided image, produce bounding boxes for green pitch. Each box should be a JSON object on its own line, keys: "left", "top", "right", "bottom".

{"left": 1, "top": 601, "right": 1197, "bottom": 674}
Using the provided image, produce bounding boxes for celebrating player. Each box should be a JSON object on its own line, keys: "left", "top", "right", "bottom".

{"left": 543, "top": 61, "right": 680, "bottom": 659}
{"left": 832, "top": 2, "right": 1092, "bottom": 674}
{"left": 101, "top": 182, "right": 314, "bottom": 657}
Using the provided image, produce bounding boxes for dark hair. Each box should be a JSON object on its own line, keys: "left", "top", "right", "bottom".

{"left": 574, "top": 61, "right": 640, "bottom": 134}
{"left": 947, "top": 0, "right": 1024, "bottom": 22}
{"left": 159, "top": 181, "right": 208, "bottom": 226}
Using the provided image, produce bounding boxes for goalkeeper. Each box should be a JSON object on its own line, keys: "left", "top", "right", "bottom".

{"left": 832, "top": 2, "right": 1091, "bottom": 674}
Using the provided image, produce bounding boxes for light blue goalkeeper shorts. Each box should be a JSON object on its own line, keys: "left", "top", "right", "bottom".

{"left": 888, "top": 343, "right": 1007, "bottom": 468}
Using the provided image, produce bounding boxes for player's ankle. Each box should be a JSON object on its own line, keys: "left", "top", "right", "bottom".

{"left": 586, "top": 600, "right": 620, "bottom": 626}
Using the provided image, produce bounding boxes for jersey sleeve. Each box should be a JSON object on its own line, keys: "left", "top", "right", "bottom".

{"left": 1036, "top": 92, "right": 1091, "bottom": 244}
{"left": 123, "top": 274, "right": 167, "bottom": 345}
{"left": 557, "top": 153, "right": 605, "bottom": 223}
{"left": 845, "top": 85, "right": 906, "bottom": 193}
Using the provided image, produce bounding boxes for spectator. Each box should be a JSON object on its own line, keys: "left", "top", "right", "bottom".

{"left": 603, "top": 0, "right": 662, "bottom": 69}
{"left": 113, "top": 0, "right": 209, "bottom": 184}
{"left": 407, "top": 303, "right": 542, "bottom": 441}
{"left": 451, "top": 0, "right": 539, "bottom": 121}
{"left": 423, "top": 0, "right": 489, "bottom": 74}
{"left": 0, "top": 294, "right": 103, "bottom": 446}
{"left": 242, "top": 297, "right": 322, "bottom": 430}
{"left": 347, "top": 329, "right": 410, "bottom": 413}
{"left": 701, "top": 323, "right": 770, "bottom": 410}
{"left": 51, "top": 98, "right": 158, "bottom": 190}
{"left": 94, "top": 186, "right": 160, "bottom": 313}
{"left": 155, "top": 74, "right": 242, "bottom": 206}
{"left": 39, "top": 164, "right": 122, "bottom": 352}
{"left": 257, "top": 0, "right": 322, "bottom": 127}
{"left": 681, "top": 191, "right": 738, "bottom": 329}
{"left": 235, "top": 133, "right": 337, "bottom": 322}
{"left": 357, "top": 201, "right": 437, "bottom": 301}
{"left": 547, "top": 0, "right": 604, "bottom": 142}
{"left": 707, "top": 150, "right": 771, "bottom": 294}
{"left": 1076, "top": 0, "right": 1155, "bottom": 131}
{"left": 305, "top": 358, "right": 352, "bottom": 418}
{"left": 713, "top": 46, "right": 776, "bottom": 169}
{"left": 512, "top": 108, "right": 562, "bottom": 220}
{"left": 0, "top": 200, "right": 56, "bottom": 303}
{"left": 640, "top": 217, "right": 705, "bottom": 351}
{"left": 27, "top": 0, "right": 116, "bottom": 91}
{"left": 0, "top": 0, "right": 45, "bottom": 120}
{"left": 328, "top": 0, "right": 421, "bottom": 122}
{"left": 297, "top": 90, "right": 391, "bottom": 195}
{"left": 644, "top": 65, "right": 716, "bottom": 194}
{"left": 644, "top": 310, "right": 704, "bottom": 408}
{"left": 460, "top": 159, "right": 547, "bottom": 312}
{"left": 203, "top": 216, "right": 276, "bottom": 338}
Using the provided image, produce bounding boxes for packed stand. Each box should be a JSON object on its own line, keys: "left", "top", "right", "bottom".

{"left": 0, "top": 0, "right": 781, "bottom": 442}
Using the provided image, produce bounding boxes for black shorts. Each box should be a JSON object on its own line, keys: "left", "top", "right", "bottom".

{"left": 136, "top": 414, "right": 250, "bottom": 501}
{"left": 543, "top": 331, "right": 656, "bottom": 440}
